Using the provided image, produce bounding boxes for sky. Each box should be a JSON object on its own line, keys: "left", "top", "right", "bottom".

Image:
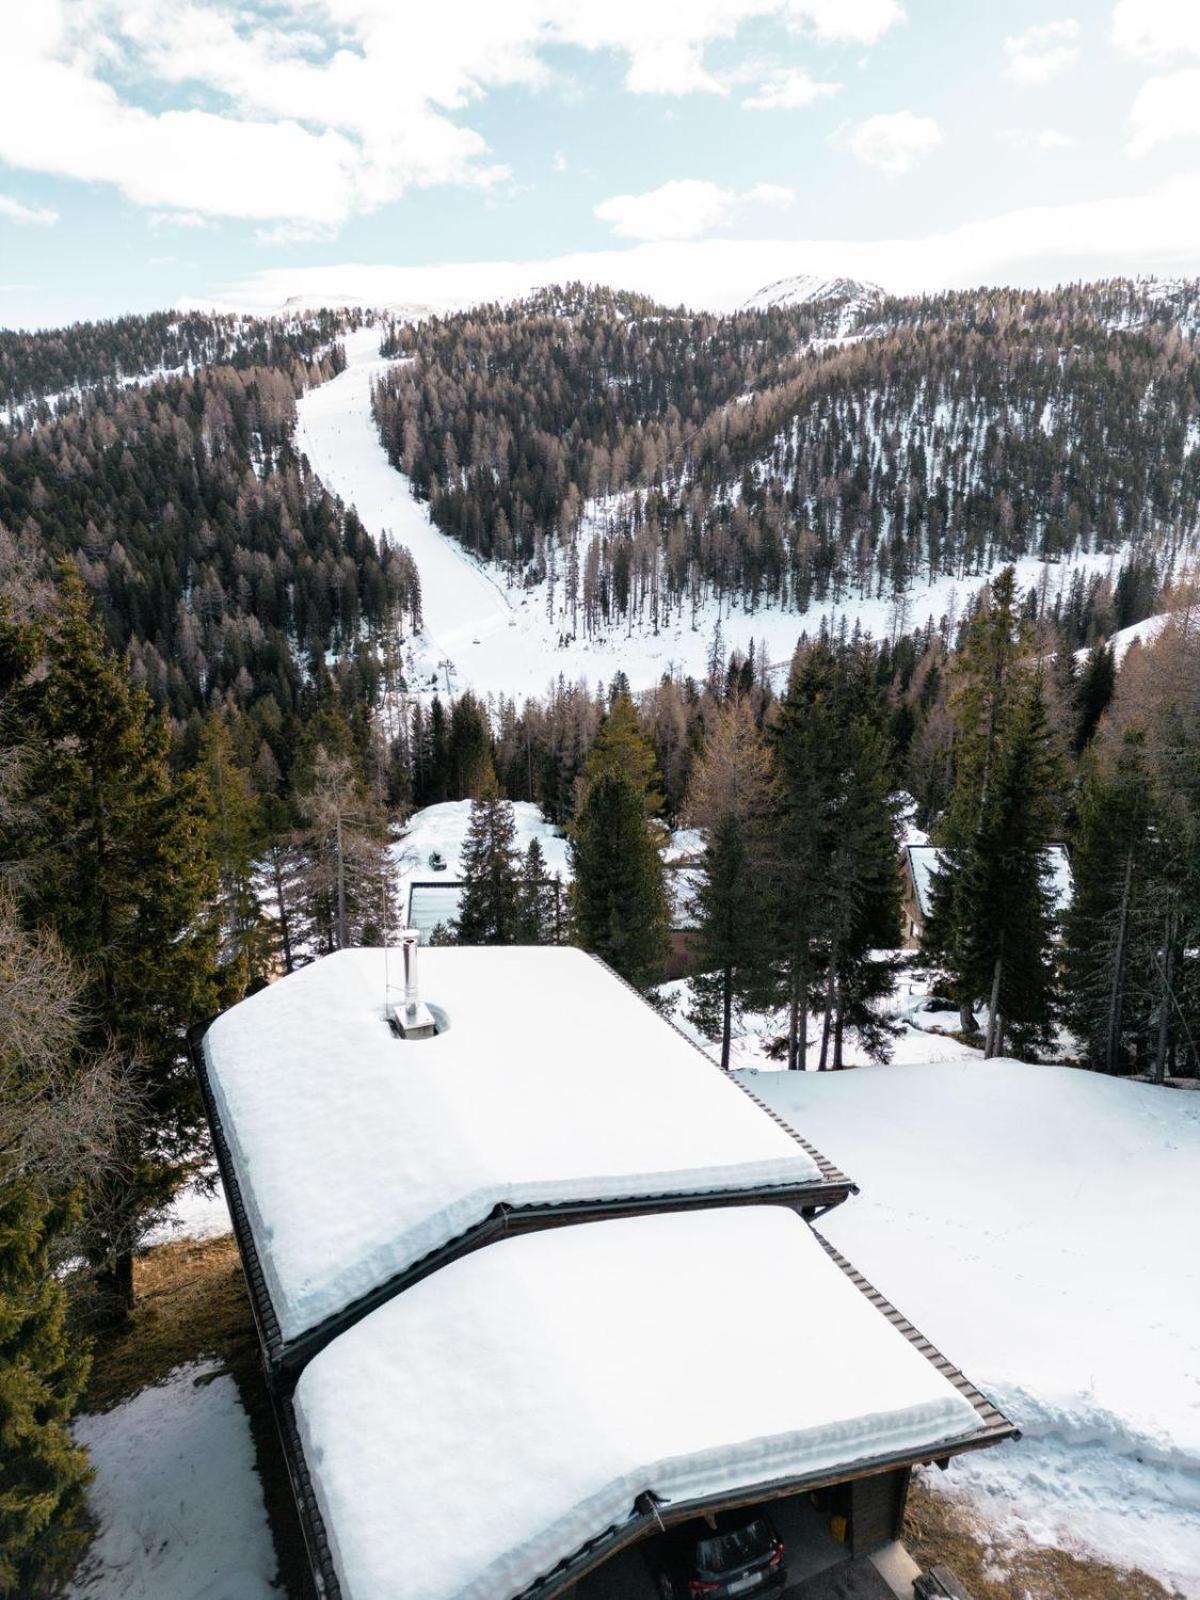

{"left": 2, "top": 0, "right": 1200, "bottom": 328}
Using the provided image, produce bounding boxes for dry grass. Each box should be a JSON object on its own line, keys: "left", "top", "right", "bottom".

{"left": 905, "top": 1476, "right": 1183, "bottom": 1600}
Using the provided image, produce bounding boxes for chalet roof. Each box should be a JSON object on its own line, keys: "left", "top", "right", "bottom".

{"left": 906, "top": 843, "right": 1074, "bottom": 921}
{"left": 200, "top": 948, "right": 851, "bottom": 1362}
{"left": 291, "top": 1206, "right": 1014, "bottom": 1600}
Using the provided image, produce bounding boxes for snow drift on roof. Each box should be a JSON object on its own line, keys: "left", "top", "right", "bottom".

{"left": 294, "top": 1206, "right": 985, "bottom": 1600}
{"left": 202, "top": 948, "right": 828, "bottom": 1342}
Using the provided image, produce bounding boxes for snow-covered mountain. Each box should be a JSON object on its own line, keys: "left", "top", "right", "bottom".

{"left": 742, "top": 272, "right": 884, "bottom": 331}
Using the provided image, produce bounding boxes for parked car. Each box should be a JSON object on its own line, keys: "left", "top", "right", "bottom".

{"left": 647, "top": 1507, "right": 787, "bottom": 1599}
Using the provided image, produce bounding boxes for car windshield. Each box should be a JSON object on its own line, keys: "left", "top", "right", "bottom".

{"left": 693, "top": 1519, "right": 772, "bottom": 1574}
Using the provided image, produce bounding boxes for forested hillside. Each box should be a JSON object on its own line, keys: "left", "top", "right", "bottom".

{"left": 373, "top": 281, "right": 1200, "bottom": 638}
{"left": 0, "top": 337, "right": 420, "bottom": 781}
{"left": 0, "top": 306, "right": 358, "bottom": 414}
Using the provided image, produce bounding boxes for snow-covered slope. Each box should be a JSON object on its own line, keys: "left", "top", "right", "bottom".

{"left": 295, "top": 328, "right": 1132, "bottom": 699}
{"left": 740, "top": 1060, "right": 1200, "bottom": 1597}
{"left": 743, "top": 272, "right": 884, "bottom": 330}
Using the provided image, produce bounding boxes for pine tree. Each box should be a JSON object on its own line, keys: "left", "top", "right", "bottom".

{"left": 580, "top": 691, "right": 663, "bottom": 815}
{"left": 3, "top": 574, "right": 218, "bottom": 1315}
{"left": 929, "top": 676, "right": 1062, "bottom": 1059}
{"left": 688, "top": 814, "right": 772, "bottom": 1069}
{"left": 570, "top": 768, "right": 669, "bottom": 990}
{"left": 0, "top": 1185, "right": 93, "bottom": 1598}
{"left": 453, "top": 762, "right": 521, "bottom": 944}
{"left": 516, "top": 837, "right": 559, "bottom": 944}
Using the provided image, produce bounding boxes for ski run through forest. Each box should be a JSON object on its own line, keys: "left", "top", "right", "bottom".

{"left": 1, "top": 279, "right": 1199, "bottom": 1600}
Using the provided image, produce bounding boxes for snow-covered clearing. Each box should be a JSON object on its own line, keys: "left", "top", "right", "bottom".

{"left": 393, "top": 798, "right": 571, "bottom": 900}
{"left": 67, "top": 1361, "right": 276, "bottom": 1600}
{"left": 296, "top": 328, "right": 1134, "bottom": 700}
{"left": 734, "top": 1059, "right": 1200, "bottom": 1597}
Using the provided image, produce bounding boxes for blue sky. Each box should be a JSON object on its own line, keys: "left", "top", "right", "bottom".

{"left": 2, "top": 1, "right": 1200, "bottom": 327}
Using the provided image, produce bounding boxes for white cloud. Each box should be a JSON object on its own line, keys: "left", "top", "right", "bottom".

{"left": 0, "top": 3, "right": 908, "bottom": 232}
{"left": 594, "top": 178, "right": 793, "bottom": 241}
{"left": 210, "top": 172, "right": 1200, "bottom": 318}
{"left": 1128, "top": 66, "right": 1200, "bottom": 152}
{"left": 1112, "top": 0, "right": 1200, "bottom": 61}
{"left": 0, "top": 193, "right": 58, "bottom": 225}
{"left": 1003, "top": 20, "right": 1080, "bottom": 86}
{"left": 147, "top": 210, "right": 212, "bottom": 232}
{"left": 742, "top": 68, "right": 840, "bottom": 110}
{"left": 844, "top": 111, "right": 941, "bottom": 174}
{"left": 1001, "top": 127, "right": 1077, "bottom": 152}
{"left": 255, "top": 220, "right": 340, "bottom": 246}
{"left": 552, "top": 151, "right": 568, "bottom": 173}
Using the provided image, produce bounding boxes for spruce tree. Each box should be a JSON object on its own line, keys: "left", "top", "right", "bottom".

{"left": 0, "top": 1185, "right": 93, "bottom": 1598}
{"left": 929, "top": 676, "right": 1062, "bottom": 1059}
{"left": 516, "top": 837, "right": 559, "bottom": 944}
{"left": 453, "top": 762, "right": 521, "bottom": 944}
{"left": 688, "top": 814, "right": 771, "bottom": 1069}
{"left": 4, "top": 575, "right": 218, "bottom": 1315}
{"left": 570, "top": 768, "right": 669, "bottom": 990}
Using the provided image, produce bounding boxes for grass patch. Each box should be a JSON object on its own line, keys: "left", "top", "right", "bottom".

{"left": 905, "top": 1475, "right": 1183, "bottom": 1600}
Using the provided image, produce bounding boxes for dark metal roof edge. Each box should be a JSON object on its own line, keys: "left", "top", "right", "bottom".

{"left": 190, "top": 1022, "right": 285, "bottom": 1370}
{"left": 811, "top": 1227, "right": 1019, "bottom": 1444}
{"left": 581, "top": 949, "right": 858, "bottom": 1197}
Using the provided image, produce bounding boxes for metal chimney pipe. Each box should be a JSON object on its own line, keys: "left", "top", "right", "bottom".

{"left": 400, "top": 928, "right": 420, "bottom": 1015}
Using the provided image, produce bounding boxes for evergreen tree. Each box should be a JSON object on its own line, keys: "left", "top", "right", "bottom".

{"left": 570, "top": 768, "right": 670, "bottom": 990}
{"left": 2, "top": 575, "right": 217, "bottom": 1315}
{"left": 580, "top": 691, "right": 663, "bottom": 816}
{"left": 928, "top": 677, "right": 1062, "bottom": 1058}
{"left": 453, "top": 763, "right": 521, "bottom": 944}
{"left": 516, "top": 837, "right": 559, "bottom": 944}
{"left": 1062, "top": 732, "right": 1154, "bottom": 1073}
{"left": 688, "top": 814, "right": 772, "bottom": 1069}
{"left": 0, "top": 1185, "right": 92, "bottom": 1598}
{"left": 1072, "top": 643, "right": 1116, "bottom": 754}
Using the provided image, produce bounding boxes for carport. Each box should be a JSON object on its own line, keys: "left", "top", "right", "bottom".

{"left": 286, "top": 1207, "right": 1014, "bottom": 1600}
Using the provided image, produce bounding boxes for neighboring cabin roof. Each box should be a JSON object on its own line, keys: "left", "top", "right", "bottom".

{"left": 906, "top": 843, "right": 1073, "bottom": 921}
{"left": 201, "top": 947, "right": 850, "bottom": 1359}
{"left": 293, "top": 1206, "right": 1012, "bottom": 1600}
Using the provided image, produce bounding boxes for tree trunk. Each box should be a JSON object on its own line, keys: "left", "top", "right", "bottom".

{"left": 335, "top": 812, "right": 347, "bottom": 949}
{"left": 720, "top": 963, "right": 733, "bottom": 1073}
{"left": 985, "top": 953, "right": 1004, "bottom": 1058}
{"left": 817, "top": 936, "right": 838, "bottom": 1072}
{"left": 833, "top": 983, "right": 846, "bottom": 1070}
{"left": 271, "top": 846, "right": 294, "bottom": 974}
{"left": 788, "top": 955, "right": 809, "bottom": 1072}
{"left": 1104, "top": 850, "right": 1134, "bottom": 1075}
{"left": 1153, "top": 909, "right": 1175, "bottom": 1086}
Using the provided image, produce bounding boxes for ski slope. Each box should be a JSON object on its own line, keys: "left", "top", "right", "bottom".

{"left": 296, "top": 328, "right": 1134, "bottom": 701}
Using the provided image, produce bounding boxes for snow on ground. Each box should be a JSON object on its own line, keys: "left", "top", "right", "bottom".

{"left": 67, "top": 1361, "right": 276, "bottom": 1600}
{"left": 296, "top": 327, "right": 1134, "bottom": 700}
{"left": 1075, "top": 609, "right": 1182, "bottom": 665}
{"left": 734, "top": 1059, "right": 1200, "bottom": 1597}
{"left": 143, "top": 1165, "right": 231, "bottom": 1248}
{"left": 294, "top": 1206, "right": 985, "bottom": 1600}
{"left": 393, "top": 799, "right": 571, "bottom": 898}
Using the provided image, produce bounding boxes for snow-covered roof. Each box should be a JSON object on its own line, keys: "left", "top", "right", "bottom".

{"left": 202, "top": 947, "right": 841, "bottom": 1346}
{"left": 906, "top": 843, "right": 1073, "bottom": 920}
{"left": 294, "top": 1206, "right": 990, "bottom": 1600}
